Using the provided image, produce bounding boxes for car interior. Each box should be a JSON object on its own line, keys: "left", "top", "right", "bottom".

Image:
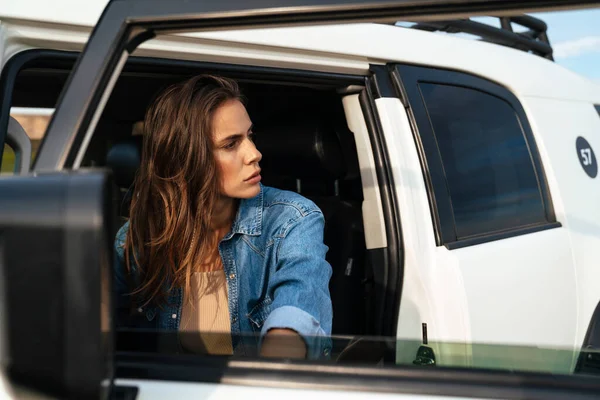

{"left": 8, "top": 52, "right": 386, "bottom": 348}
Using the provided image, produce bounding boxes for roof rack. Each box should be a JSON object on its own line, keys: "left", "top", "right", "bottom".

{"left": 408, "top": 15, "right": 553, "bottom": 61}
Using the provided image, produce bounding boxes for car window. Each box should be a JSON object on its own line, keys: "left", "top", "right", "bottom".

{"left": 1, "top": 143, "right": 16, "bottom": 174}
{"left": 10, "top": 108, "right": 53, "bottom": 161}
{"left": 419, "top": 83, "right": 547, "bottom": 239}
{"left": 1, "top": 108, "right": 54, "bottom": 175}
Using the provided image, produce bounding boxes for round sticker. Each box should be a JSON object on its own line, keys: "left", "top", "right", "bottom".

{"left": 576, "top": 136, "right": 597, "bottom": 178}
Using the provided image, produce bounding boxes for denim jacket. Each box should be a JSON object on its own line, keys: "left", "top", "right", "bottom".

{"left": 113, "top": 184, "right": 333, "bottom": 359}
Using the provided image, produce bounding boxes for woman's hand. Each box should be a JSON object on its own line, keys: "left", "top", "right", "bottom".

{"left": 260, "top": 328, "right": 307, "bottom": 359}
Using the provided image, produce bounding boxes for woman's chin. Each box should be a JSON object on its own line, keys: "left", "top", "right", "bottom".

{"left": 226, "top": 184, "right": 261, "bottom": 200}
{"left": 243, "top": 184, "right": 262, "bottom": 199}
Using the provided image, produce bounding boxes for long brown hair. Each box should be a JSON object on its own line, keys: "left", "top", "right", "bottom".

{"left": 125, "top": 75, "right": 244, "bottom": 307}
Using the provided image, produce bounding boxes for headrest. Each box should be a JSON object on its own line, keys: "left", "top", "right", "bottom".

{"left": 106, "top": 136, "right": 143, "bottom": 189}
{"left": 106, "top": 118, "right": 357, "bottom": 188}
{"left": 254, "top": 118, "right": 354, "bottom": 181}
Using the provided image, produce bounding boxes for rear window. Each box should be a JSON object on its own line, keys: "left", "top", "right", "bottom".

{"left": 419, "top": 83, "right": 546, "bottom": 239}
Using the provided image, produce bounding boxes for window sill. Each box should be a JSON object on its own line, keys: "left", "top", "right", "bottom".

{"left": 445, "top": 222, "right": 562, "bottom": 250}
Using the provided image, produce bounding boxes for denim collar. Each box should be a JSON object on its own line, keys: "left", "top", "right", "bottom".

{"left": 226, "top": 184, "right": 263, "bottom": 238}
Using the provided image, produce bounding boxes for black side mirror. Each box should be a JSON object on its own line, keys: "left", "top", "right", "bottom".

{"left": 0, "top": 170, "right": 116, "bottom": 399}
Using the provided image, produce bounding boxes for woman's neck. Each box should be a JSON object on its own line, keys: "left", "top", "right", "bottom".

{"left": 211, "top": 196, "right": 237, "bottom": 232}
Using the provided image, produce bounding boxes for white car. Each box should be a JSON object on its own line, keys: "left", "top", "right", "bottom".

{"left": 1, "top": 0, "right": 599, "bottom": 399}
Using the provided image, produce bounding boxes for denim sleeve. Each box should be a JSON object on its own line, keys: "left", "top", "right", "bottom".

{"left": 261, "top": 210, "right": 333, "bottom": 359}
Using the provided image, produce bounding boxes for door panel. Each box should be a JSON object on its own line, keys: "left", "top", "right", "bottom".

{"left": 440, "top": 228, "right": 577, "bottom": 372}
{"left": 374, "top": 97, "right": 472, "bottom": 367}
{"left": 523, "top": 98, "right": 600, "bottom": 349}
{"left": 384, "top": 64, "right": 578, "bottom": 372}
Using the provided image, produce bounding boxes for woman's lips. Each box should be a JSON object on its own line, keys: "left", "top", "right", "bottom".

{"left": 244, "top": 171, "right": 261, "bottom": 184}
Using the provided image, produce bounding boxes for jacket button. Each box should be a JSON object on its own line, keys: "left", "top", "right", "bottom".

{"left": 229, "top": 273, "right": 236, "bottom": 279}
{"left": 171, "top": 314, "right": 177, "bottom": 319}
{"left": 137, "top": 307, "right": 143, "bottom": 313}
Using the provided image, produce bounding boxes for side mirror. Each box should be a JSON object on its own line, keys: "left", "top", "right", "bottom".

{"left": 5, "top": 117, "right": 32, "bottom": 174}
{"left": 0, "top": 170, "right": 116, "bottom": 399}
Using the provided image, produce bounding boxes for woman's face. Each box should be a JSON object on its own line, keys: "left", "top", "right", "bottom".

{"left": 212, "top": 99, "right": 262, "bottom": 199}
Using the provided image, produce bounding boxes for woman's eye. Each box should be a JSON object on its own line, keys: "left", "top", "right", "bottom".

{"left": 223, "top": 141, "right": 237, "bottom": 150}
{"left": 248, "top": 131, "right": 256, "bottom": 141}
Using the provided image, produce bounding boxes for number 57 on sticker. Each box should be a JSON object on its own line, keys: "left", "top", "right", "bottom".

{"left": 581, "top": 148, "right": 593, "bottom": 166}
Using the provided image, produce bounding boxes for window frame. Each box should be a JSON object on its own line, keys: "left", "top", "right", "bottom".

{"left": 0, "top": 47, "right": 401, "bottom": 338}
{"left": 392, "top": 64, "right": 559, "bottom": 249}
{"left": 0, "top": 50, "right": 78, "bottom": 169}
{"left": 113, "top": 349, "right": 600, "bottom": 400}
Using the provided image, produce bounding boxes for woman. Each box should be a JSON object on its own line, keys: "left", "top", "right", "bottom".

{"left": 113, "top": 75, "right": 333, "bottom": 359}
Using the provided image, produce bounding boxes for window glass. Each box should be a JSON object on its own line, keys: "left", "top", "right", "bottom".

{"left": 419, "top": 83, "right": 546, "bottom": 239}
{"left": 10, "top": 107, "right": 54, "bottom": 164}
{"left": 2, "top": 108, "right": 53, "bottom": 175}
{"left": 1, "top": 144, "right": 16, "bottom": 174}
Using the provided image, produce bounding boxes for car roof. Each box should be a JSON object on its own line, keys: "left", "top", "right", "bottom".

{"left": 192, "top": 23, "right": 600, "bottom": 102}
{"left": 2, "top": 1, "right": 600, "bottom": 103}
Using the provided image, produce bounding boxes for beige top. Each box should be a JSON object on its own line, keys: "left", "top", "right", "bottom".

{"left": 179, "top": 270, "right": 233, "bottom": 355}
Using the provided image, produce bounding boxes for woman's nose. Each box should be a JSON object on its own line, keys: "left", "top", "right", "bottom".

{"left": 245, "top": 140, "right": 262, "bottom": 165}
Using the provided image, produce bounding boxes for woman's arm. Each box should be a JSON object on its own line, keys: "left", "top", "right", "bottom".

{"left": 260, "top": 210, "right": 333, "bottom": 359}
{"left": 260, "top": 328, "right": 307, "bottom": 359}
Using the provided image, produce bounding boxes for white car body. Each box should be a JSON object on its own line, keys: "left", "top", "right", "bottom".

{"left": 1, "top": 1, "right": 600, "bottom": 398}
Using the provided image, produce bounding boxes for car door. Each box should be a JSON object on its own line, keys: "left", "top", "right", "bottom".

{"left": 388, "top": 63, "right": 578, "bottom": 372}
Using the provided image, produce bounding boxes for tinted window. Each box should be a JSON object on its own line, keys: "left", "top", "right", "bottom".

{"left": 419, "top": 83, "right": 546, "bottom": 239}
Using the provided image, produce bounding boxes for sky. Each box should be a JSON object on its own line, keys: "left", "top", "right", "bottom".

{"left": 399, "top": 8, "right": 600, "bottom": 84}
{"left": 532, "top": 9, "right": 600, "bottom": 83}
